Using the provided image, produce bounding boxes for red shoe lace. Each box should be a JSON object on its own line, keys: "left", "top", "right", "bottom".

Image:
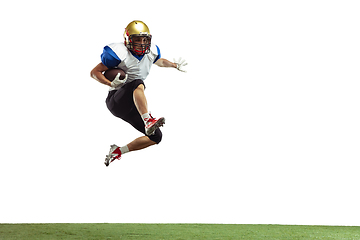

{"left": 145, "top": 114, "right": 156, "bottom": 124}
{"left": 111, "top": 147, "right": 122, "bottom": 161}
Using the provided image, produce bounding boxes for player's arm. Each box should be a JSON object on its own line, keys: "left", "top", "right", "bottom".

{"left": 154, "top": 58, "right": 177, "bottom": 68}
{"left": 155, "top": 57, "right": 188, "bottom": 72}
{"left": 90, "top": 63, "right": 112, "bottom": 87}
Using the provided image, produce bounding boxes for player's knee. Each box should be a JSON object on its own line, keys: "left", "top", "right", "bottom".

{"left": 149, "top": 129, "right": 162, "bottom": 144}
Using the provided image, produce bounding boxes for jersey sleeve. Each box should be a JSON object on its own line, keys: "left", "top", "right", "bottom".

{"left": 101, "top": 46, "right": 121, "bottom": 68}
{"left": 153, "top": 45, "right": 161, "bottom": 63}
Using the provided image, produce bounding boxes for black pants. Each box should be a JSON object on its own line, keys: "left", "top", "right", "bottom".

{"left": 106, "top": 79, "right": 162, "bottom": 144}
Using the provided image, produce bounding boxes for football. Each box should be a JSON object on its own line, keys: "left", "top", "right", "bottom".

{"left": 104, "top": 68, "right": 126, "bottom": 81}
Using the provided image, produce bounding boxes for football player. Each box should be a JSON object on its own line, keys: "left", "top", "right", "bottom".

{"left": 90, "top": 20, "right": 187, "bottom": 166}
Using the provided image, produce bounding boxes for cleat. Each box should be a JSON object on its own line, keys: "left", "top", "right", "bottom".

{"left": 144, "top": 115, "right": 165, "bottom": 135}
{"left": 104, "top": 144, "right": 122, "bottom": 167}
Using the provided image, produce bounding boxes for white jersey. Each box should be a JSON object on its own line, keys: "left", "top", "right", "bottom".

{"left": 105, "top": 42, "right": 159, "bottom": 91}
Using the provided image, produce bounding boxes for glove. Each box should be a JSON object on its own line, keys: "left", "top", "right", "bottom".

{"left": 111, "top": 73, "right": 128, "bottom": 88}
{"left": 174, "top": 57, "right": 188, "bottom": 73}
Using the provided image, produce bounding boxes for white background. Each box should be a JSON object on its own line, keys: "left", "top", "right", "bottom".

{"left": 1, "top": 0, "right": 360, "bottom": 226}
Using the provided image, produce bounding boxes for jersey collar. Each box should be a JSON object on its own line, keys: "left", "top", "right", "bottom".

{"left": 130, "top": 51, "right": 145, "bottom": 61}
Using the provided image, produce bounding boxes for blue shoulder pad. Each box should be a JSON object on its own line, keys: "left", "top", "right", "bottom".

{"left": 153, "top": 45, "right": 161, "bottom": 63}
{"left": 101, "top": 46, "right": 121, "bottom": 68}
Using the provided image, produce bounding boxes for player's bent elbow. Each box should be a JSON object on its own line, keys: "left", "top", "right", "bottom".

{"left": 90, "top": 68, "right": 101, "bottom": 80}
{"left": 90, "top": 68, "right": 96, "bottom": 79}
{"left": 91, "top": 63, "right": 108, "bottom": 79}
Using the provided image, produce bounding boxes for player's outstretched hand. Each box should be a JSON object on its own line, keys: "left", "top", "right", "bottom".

{"left": 111, "top": 73, "right": 128, "bottom": 88}
{"left": 174, "top": 57, "right": 188, "bottom": 73}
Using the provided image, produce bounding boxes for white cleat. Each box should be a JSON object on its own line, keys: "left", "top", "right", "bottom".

{"left": 145, "top": 115, "right": 165, "bottom": 136}
{"left": 104, "top": 144, "right": 122, "bottom": 167}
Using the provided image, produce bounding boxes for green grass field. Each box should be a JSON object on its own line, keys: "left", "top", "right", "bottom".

{"left": 1, "top": 223, "right": 359, "bottom": 239}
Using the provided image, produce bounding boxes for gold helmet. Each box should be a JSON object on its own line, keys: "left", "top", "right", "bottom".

{"left": 124, "top": 20, "right": 152, "bottom": 55}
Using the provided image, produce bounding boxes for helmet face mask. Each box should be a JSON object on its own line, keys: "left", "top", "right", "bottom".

{"left": 124, "top": 21, "right": 152, "bottom": 56}
{"left": 128, "top": 34, "right": 152, "bottom": 55}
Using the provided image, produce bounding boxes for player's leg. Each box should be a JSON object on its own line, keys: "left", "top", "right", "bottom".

{"left": 127, "top": 136, "right": 156, "bottom": 151}
{"left": 133, "top": 84, "right": 148, "bottom": 116}
{"left": 133, "top": 84, "right": 165, "bottom": 135}
{"left": 122, "top": 111, "right": 163, "bottom": 152}
{"left": 105, "top": 137, "right": 155, "bottom": 166}
{"left": 104, "top": 81, "right": 163, "bottom": 166}
{"left": 104, "top": 129, "right": 162, "bottom": 167}
{"left": 104, "top": 109, "right": 163, "bottom": 166}
{"left": 107, "top": 80, "right": 164, "bottom": 138}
